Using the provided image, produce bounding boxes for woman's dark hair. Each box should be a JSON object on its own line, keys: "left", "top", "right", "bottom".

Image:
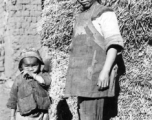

{"left": 97, "top": 0, "right": 101, "bottom": 4}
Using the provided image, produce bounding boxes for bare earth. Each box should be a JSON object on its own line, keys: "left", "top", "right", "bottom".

{"left": 0, "top": 83, "right": 11, "bottom": 120}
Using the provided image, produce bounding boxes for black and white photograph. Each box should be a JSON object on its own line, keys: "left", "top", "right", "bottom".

{"left": 0, "top": 0, "right": 152, "bottom": 120}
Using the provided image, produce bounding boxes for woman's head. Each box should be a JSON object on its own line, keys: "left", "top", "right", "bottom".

{"left": 77, "top": 0, "right": 97, "bottom": 9}
{"left": 19, "top": 48, "right": 44, "bottom": 73}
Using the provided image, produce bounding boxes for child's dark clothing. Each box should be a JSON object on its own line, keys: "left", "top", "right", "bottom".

{"left": 7, "top": 72, "right": 51, "bottom": 117}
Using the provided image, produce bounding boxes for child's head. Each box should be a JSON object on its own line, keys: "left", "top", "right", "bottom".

{"left": 19, "top": 48, "right": 44, "bottom": 73}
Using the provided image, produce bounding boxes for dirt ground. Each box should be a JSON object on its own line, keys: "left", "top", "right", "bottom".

{"left": 0, "top": 83, "right": 11, "bottom": 120}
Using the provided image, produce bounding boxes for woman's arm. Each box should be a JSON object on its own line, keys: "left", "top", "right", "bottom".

{"left": 97, "top": 47, "right": 117, "bottom": 89}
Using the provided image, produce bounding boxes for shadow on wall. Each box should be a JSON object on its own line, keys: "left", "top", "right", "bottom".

{"left": 56, "top": 99, "right": 73, "bottom": 120}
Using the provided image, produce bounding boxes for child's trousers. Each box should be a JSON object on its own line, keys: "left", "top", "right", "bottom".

{"left": 78, "top": 97, "right": 104, "bottom": 120}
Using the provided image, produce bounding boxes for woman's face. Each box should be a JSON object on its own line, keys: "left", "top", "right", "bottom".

{"left": 21, "top": 57, "right": 40, "bottom": 73}
{"left": 77, "top": 0, "right": 96, "bottom": 9}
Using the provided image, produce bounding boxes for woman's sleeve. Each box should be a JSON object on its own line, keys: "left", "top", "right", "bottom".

{"left": 97, "top": 11, "right": 124, "bottom": 51}
{"left": 7, "top": 79, "right": 18, "bottom": 109}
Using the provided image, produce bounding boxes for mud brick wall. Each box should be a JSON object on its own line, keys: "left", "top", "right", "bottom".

{"left": 3, "top": 0, "right": 42, "bottom": 78}
{"left": 0, "top": 38, "right": 5, "bottom": 76}
{"left": 0, "top": 0, "right": 6, "bottom": 76}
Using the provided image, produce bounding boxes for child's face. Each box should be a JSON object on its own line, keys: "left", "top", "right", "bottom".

{"left": 21, "top": 57, "right": 40, "bottom": 73}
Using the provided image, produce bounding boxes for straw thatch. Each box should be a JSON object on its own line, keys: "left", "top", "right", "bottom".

{"left": 38, "top": 0, "right": 152, "bottom": 119}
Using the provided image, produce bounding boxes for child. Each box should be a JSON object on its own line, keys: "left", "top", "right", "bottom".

{"left": 7, "top": 48, "right": 51, "bottom": 120}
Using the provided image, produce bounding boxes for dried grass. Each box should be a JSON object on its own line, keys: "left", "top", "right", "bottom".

{"left": 38, "top": 0, "right": 152, "bottom": 119}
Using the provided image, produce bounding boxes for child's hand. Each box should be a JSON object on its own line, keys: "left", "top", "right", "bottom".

{"left": 21, "top": 70, "right": 34, "bottom": 78}
{"left": 97, "top": 69, "right": 109, "bottom": 90}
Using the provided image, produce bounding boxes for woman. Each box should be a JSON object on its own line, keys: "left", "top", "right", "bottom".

{"left": 65, "top": 0, "right": 124, "bottom": 120}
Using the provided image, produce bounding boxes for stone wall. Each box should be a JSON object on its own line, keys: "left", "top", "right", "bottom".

{"left": 0, "top": 0, "right": 42, "bottom": 78}
{"left": 0, "top": 37, "right": 5, "bottom": 77}
{"left": 0, "top": 0, "right": 7, "bottom": 78}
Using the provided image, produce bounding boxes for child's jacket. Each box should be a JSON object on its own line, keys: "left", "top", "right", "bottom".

{"left": 7, "top": 72, "right": 51, "bottom": 115}
{"left": 65, "top": 3, "right": 124, "bottom": 98}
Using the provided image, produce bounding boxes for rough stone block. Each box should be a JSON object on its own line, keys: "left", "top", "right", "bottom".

{"left": 20, "top": 35, "right": 28, "bottom": 42}
{"left": 22, "top": 10, "right": 30, "bottom": 16}
{"left": 14, "top": 35, "right": 21, "bottom": 42}
{"left": 30, "top": 11, "right": 35, "bottom": 16}
{"left": 8, "top": 23, "right": 16, "bottom": 29}
{"left": 0, "top": 10, "right": 4, "bottom": 14}
{"left": 13, "top": 17, "right": 22, "bottom": 23}
{"left": 0, "top": 49, "right": 5, "bottom": 56}
{"left": 31, "top": 5, "right": 37, "bottom": 10}
{"left": 21, "top": 35, "right": 41, "bottom": 48}
{"left": 9, "top": 5, "right": 18, "bottom": 11}
{"left": 30, "top": 23, "right": 36, "bottom": 29}
{"left": 22, "top": 22, "right": 30, "bottom": 29}
{"left": 0, "top": 66, "right": 4, "bottom": 72}
{"left": 10, "top": 10, "right": 16, "bottom": 17}
{"left": 0, "top": 60, "right": 4, "bottom": 67}
{"left": 34, "top": 11, "right": 41, "bottom": 16}
{"left": 16, "top": 22, "right": 22, "bottom": 29}
{"left": 0, "top": 7, "right": 4, "bottom": 13}
{"left": 37, "top": 16, "right": 41, "bottom": 21}
{"left": 0, "top": 3, "right": 3, "bottom": 8}
{"left": 32, "top": 17, "right": 37, "bottom": 23}
{"left": 10, "top": 4, "right": 22, "bottom": 10}
{"left": 0, "top": 56, "right": 4, "bottom": 61}
{"left": 13, "top": 29, "right": 20, "bottom": 35}
{"left": 22, "top": 4, "right": 32, "bottom": 11}
{"left": 15, "top": 11, "right": 22, "bottom": 17}
{"left": 0, "top": 27, "right": 3, "bottom": 31}
{"left": 22, "top": 5, "right": 27, "bottom": 10}
{"left": 31, "top": 0, "right": 41, "bottom": 5}
{"left": 25, "top": 17, "right": 32, "bottom": 22}
{"left": 18, "top": 29, "right": 24, "bottom": 35}
{"left": 18, "top": 0, "right": 31, "bottom": 4}
{"left": 8, "top": 17, "right": 16, "bottom": 23}
{"left": 16, "top": 4, "right": 23, "bottom": 10}
{"left": 20, "top": 17, "right": 26, "bottom": 23}
{"left": 30, "top": 11, "right": 41, "bottom": 17}
{"left": 27, "top": 29, "right": 37, "bottom": 35}
{"left": 37, "top": 5, "right": 42, "bottom": 11}
{"left": 31, "top": 36, "right": 41, "bottom": 46}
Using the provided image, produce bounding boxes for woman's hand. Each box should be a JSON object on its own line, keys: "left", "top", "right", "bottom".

{"left": 97, "top": 69, "right": 109, "bottom": 90}
{"left": 97, "top": 47, "right": 118, "bottom": 90}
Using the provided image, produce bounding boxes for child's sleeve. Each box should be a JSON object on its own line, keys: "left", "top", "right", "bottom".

{"left": 38, "top": 46, "right": 52, "bottom": 72}
{"left": 42, "top": 58, "right": 52, "bottom": 72}
{"left": 7, "top": 78, "right": 19, "bottom": 109}
{"left": 39, "top": 72, "right": 51, "bottom": 88}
